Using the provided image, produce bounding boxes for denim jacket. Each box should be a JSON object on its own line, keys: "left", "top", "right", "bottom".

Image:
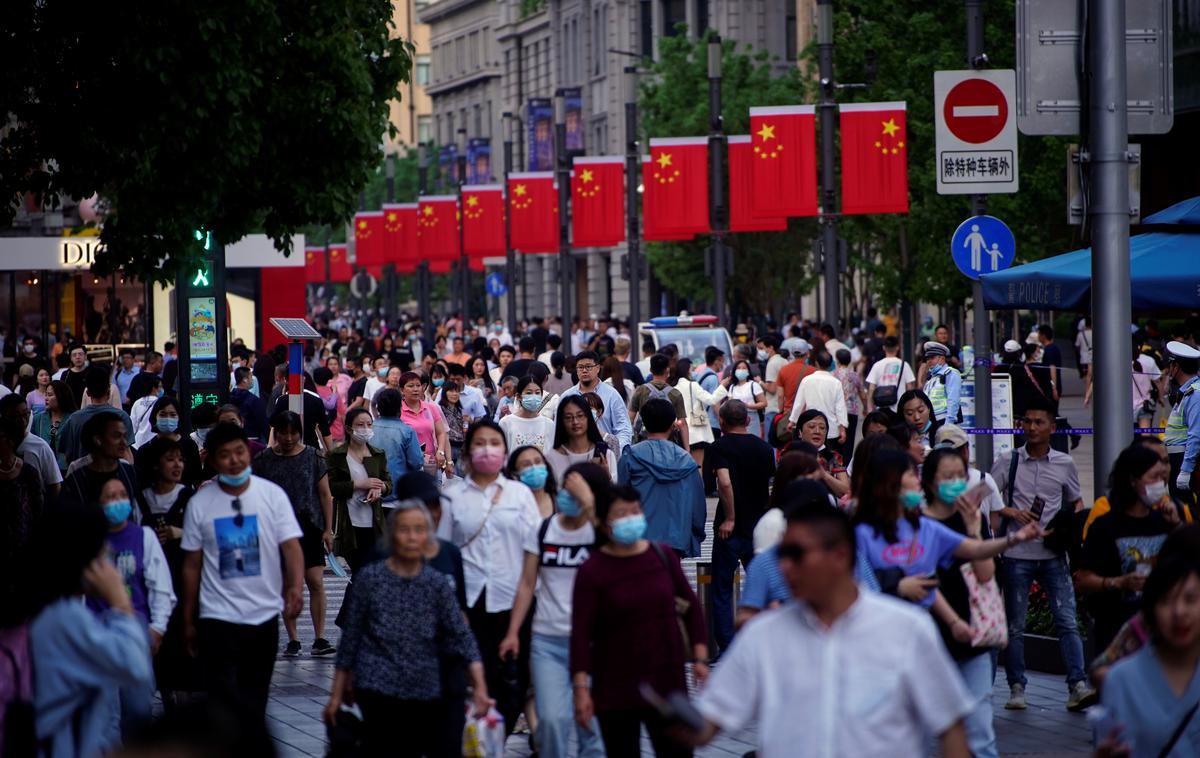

{"left": 372, "top": 416, "right": 424, "bottom": 501}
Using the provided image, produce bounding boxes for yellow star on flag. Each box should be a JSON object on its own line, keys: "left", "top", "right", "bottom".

{"left": 881, "top": 118, "right": 900, "bottom": 137}
{"left": 655, "top": 153, "right": 673, "bottom": 169}
{"left": 514, "top": 184, "right": 527, "bottom": 196}
{"left": 580, "top": 169, "right": 594, "bottom": 184}
{"left": 423, "top": 206, "right": 434, "bottom": 216}
{"left": 386, "top": 212, "right": 397, "bottom": 222}
{"left": 357, "top": 220, "right": 367, "bottom": 229}
{"left": 467, "top": 195, "right": 479, "bottom": 207}
{"left": 756, "top": 123, "right": 776, "bottom": 141}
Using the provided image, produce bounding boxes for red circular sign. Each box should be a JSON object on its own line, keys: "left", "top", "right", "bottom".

{"left": 943, "top": 78, "right": 1009, "bottom": 144}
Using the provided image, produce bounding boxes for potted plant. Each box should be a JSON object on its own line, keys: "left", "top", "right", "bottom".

{"left": 1020, "top": 581, "right": 1093, "bottom": 675}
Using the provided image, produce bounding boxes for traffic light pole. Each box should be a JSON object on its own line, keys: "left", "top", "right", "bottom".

{"left": 555, "top": 91, "right": 573, "bottom": 324}
{"left": 966, "top": 0, "right": 993, "bottom": 471}
{"left": 708, "top": 37, "right": 731, "bottom": 328}
{"left": 624, "top": 66, "right": 642, "bottom": 332}
{"left": 817, "top": 0, "right": 840, "bottom": 331}
{"left": 1088, "top": 0, "right": 1134, "bottom": 494}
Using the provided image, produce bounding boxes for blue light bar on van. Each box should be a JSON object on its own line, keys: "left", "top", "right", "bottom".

{"left": 647, "top": 315, "right": 719, "bottom": 328}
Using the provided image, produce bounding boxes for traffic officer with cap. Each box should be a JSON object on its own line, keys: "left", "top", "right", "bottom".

{"left": 1163, "top": 340, "right": 1200, "bottom": 504}
{"left": 922, "top": 341, "right": 963, "bottom": 424}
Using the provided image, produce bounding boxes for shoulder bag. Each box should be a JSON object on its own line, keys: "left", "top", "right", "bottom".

{"left": 683, "top": 381, "right": 708, "bottom": 428}
{"left": 648, "top": 542, "right": 694, "bottom": 655}
{"left": 959, "top": 561, "right": 1008, "bottom": 648}
{"left": 461, "top": 485, "right": 504, "bottom": 550}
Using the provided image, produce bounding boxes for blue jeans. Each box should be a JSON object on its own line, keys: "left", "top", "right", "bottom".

{"left": 1000, "top": 556, "right": 1087, "bottom": 688}
{"left": 711, "top": 534, "right": 755, "bottom": 655}
{"left": 530, "top": 634, "right": 604, "bottom": 758}
{"left": 958, "top": 652, "right": 998, "bottom": 758}
{"left": 763, "top": 411, "right": 777, "bottom": 441}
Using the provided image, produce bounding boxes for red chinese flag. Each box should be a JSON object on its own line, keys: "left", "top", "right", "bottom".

{"left": 462, "top": 185, "right": 506, "bottom": 259}
{"left": 840, "top": 102, "right": 909, "bottom": 215}
{"left": 328, "top": 245, "right": 352, "bottom": 282}
{"left": 382, "top": 203, "right": 419, "bottom": 273}
{"left": 748, "top": 105, "right": 818, "bottom": 217}
{"left": 644, "top": 138, "right": 709, "bottom": 237}
{"left": 728, "top": 137, "right": 789, "bottom": 233}
{"left": 641, "top": 157, "right": 694, "bottom": 242}
{"left": 571, "top": 157, "right": 625, "bottom": 248}
{"left": 429, "top": 259, "right": 452, "bottom": 274}
{"left": 507, "top": 173, "right": 559, "bottom": 253}
{"left": 354, "top": 211, "right": 385, "bottom": 266}
{"left": 304, "top": 247, "right": 324, "bottom": 283}
{"left": 417, "top": 196, "right": 460, "bottom": 264}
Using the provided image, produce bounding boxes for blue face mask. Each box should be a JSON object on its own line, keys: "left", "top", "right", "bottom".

{"left": 103, "top": 499, "right": 132, "bottom": 526}
{"left": 921, "top": 419, "right": 932, "bottom": 433}
{"left": 930, "top": 362, "right": 946, "bottom": 375}
{"left": 156, "top": 388, "right": 165, "bottom": 397}
{"left": 218, "top": 468, "right": 252, "bottom": 488}
{"left": 519, "top": 464, "right": 549, "bottom": 490}
{"left": 757, "top": 349, "right": 769, "bottom": 362}
{"left": 432, "top": 378, "right": 445, "bottom": 388}
{"left": 610, "top": 514, "right": 647, "bottom": 545}
{"left": 156, "top": 416, "right": 179, "bottom": 433}
{"left": 900, "top": 490, "right": 926, "bottom": 511}
{"left": 520, "top": 394, "right": 543, "bottom": 412}
{"left": 556, "top": 488, "right": 581, "bottom": 516}
{"left": 734, "top": 369, "right": 750, "bottom": 381}
{"left": 938, "top": 478, "right": 968, "bottom": 503}
{"left": 196, "top": 427, "right": 211, "bottom": 444}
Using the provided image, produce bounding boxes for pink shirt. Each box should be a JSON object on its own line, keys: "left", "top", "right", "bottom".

{"left": 401, "top": 400, "right": 445, "bottom": 454}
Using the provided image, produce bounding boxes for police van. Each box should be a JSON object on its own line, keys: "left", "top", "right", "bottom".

{"left": 637, "top": 314, "right": 734, "bottom": 367}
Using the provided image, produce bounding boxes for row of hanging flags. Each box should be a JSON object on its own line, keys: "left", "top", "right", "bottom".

{"left": 306, "top": 102, "right": 908, "bottom": 283}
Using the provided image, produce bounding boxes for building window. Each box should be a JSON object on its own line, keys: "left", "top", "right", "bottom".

{"left": 418, "top": 115, "right": 433, "bottom": 144}
{"left": 664, "top": 0, "right": 686, "bottom": 36}
{"left": 416, "top": 55, "right": 431, "bottom": 85}
{"left": 473, "top": 104, "right": 482, "bottom": 136}
{"left": 639, "top": 0, "right": 654, "bottom": 58}
{"left": 592, "top": 6, "right": 608, "bottom": 77}
{"left": 469, "top": 31, "right": 479, "bottom": 70}
{"left": 786, "top": 6, "right": 798, "bottom": 61}
{"left": 695, "top": 0, "right": 708, "bottom": 35}
{"left": 456, "top": 36, "right": 465, "bottom": 75}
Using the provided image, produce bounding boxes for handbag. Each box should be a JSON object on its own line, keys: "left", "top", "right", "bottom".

{"left": 959, "top": 563, "right": 1008, "bottom": 648}
{"left": 684, "top": 381, "right": 708, "bottom": 428}
{"left": 649, "top": 542, "right": 694, "bottom": 653}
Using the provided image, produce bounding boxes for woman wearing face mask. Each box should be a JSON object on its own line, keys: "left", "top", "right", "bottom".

{"left": 425, "top": 364, "right": 449, "bottom": 403}
{"left": 898, "top": 389, "right": 941, "bottom": 449}
{"left": 32, "top": 379, "right": 78, "bottom": 474}
{"left": 1078, "top": 443, "right": 1182, "bottom": 651}
{"left": 130, "top": 375, "right": 165, "bottom": 447}
{"left": 722, "top": 359, "right": 766, "bottom": 438}
{"left": 570, "top": 483, "right": 707, "bottom": 758}
{"left": 853, "top": 448, "right": 1041, "bottom": 608}
{"left": 437, "top": 420, "right": 542, "bottom": 738}
{"left": 919, "top": 447, "right": 1001, "bottom": 758}
{"left": 499, "top": 376, "right": 555, "bottom": 455}
{"left": 545, "top": 395, "right": 618, "bottom": 485}
{"left": 672, "top": 358, "right": 725, "bottom": 470}
{"left": 135, "top": 396, "right": 203, "bottom": 488}
{"left": 792, "top": 409, "right": 850, "bottom": 498}
{"left": 329, "top": 408, "right": 393, "bottom": 576}
{"left": 500, "top": 463, "right": 608, "bottom": 758}
{"left": 507, "top": 445, "right": 558, "bottom": 519}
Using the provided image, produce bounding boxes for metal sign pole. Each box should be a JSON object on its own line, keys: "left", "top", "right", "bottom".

{"left": 966, "top": 0, "right": 993, "bottom": 471}
{"left": 817, "top": 0, "right": 841, "bottom": 331}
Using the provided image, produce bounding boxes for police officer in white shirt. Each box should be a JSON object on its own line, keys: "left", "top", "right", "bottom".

{"left": 688, "top": 502, "right": 972, "bottom": 758}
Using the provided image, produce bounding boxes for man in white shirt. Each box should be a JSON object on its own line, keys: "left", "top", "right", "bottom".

{"left": 864, "top": 336, "right": 916, "bottom": 412}
{"left": 757, "top": 335, "right": 788, "bottom": 438}
{"left": 181, "top": 422, "right": 303, "bottom": 719}
{"left": 537, "top": 334, "right": 563, "bottom": 368}
{"left": 0, "top": 394, "right": 63, "bottom": 499}
{"left": 691, "top": 503, "right": 972, "bottom": 758}
{"left": 788, "top": 351, "right": 848, "bottom": 443}
{"left": 362, "top": 357, "right": 389, "bottom": 406}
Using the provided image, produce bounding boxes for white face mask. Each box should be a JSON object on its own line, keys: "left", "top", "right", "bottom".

{"left": 1142, "top": 481, "right": 1169, "bottom": 505}
{"left": 353, "top": 428, "right": 375, "bottom": 444}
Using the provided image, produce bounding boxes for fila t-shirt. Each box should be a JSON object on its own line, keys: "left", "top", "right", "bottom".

{"left": 522, "top": 515, "right": 595, "bottom": 637}
{"left": 181, "top": 475, "right": 302, "bottom": 625}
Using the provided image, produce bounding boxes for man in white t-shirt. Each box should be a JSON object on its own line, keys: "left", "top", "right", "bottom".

{"left": 0, "top": 394, "right": 63, "bottom": 499}
{"left": 689, "top": 503, "right": 972, "bottom": 758}
{"left": 789, "top": 350, "right": 848, "bottom": 442}
{"left": 865, "top": 335, "right": 916, "bottom": 412}
{"left": 758, "top": 335, "right": 788, "bottom": 440}
{"left": 1074, "top": 318, "right": 1093, "bottom": 377}
{"left": 181, "top": 422, "right": 303, "bottom": 718}
{"left": 362, "top": 357, "right": 389, "bottom": 406}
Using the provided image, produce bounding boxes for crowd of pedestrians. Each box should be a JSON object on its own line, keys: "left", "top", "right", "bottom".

{"left": 2, "top": 311, "right": 1199, "bottom": 758}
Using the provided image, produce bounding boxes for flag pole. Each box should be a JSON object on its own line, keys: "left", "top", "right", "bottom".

{"left": 624, "top": 66, "right": 642, "bottom": 333}
{"left": 503, "top": 112, "right": 519, "bottom": 329}
{"left": 817, "top": 0, "right": 841, "bottom": 332}
{"left": 554, "top": 90, "right": 573, "bottom": 325}
{"left": 457, "top": 128, "right": 470, "bottom": 327}
{"left": 417, "top": 143, "right": 433, "bottom": 342}
{"left": 707, "top": 36, "right": 730, "bottom": 328}
{"left": 965, "top": 0, "right": 993, "bottom": 471}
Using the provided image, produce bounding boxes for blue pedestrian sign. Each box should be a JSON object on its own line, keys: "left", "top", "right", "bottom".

{"left": 951, "top": 215, "right": 1015, "bottom": 280}
{"left": 485, "top": 272, "right": 507, "bottom": 297}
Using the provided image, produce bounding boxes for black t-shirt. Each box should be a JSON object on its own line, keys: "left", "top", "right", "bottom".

{"left": 933, "top": 511, "right": 976, "bottom": 662}
{"left": 621, "top": 361, "right": 645, "bottom": 386}
{"left": 706, "top": 431, "right": 776, "bottom": 539}
{"left": 531, "top": 327, "right": 549, "bottom": 355}
{"left": 347, "top": 376, "right": 369, "bottom": 405}
{"left": 1081, "top": 509, "right": 1172, "bottom": 643}
{"left": 63, "top": 368, "right": 89, "bottom": 408}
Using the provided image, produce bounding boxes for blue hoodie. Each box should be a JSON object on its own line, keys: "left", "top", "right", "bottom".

{"left": 618, "top": 439, "right": 707, "bottom": 556}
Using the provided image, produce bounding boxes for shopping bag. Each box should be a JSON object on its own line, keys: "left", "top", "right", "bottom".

{"left": 461, "top": 705, "right": 506, "bottom": 758}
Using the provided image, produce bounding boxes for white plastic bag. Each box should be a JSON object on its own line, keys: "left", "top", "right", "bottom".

{"left": 461, "top": 705, "right": 506, "bottom": 758}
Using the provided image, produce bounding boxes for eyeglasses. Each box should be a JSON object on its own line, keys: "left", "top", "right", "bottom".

{"left": 232, "top": 497, "right": 244, "bottom": 528}
{"left": 575, "top": 363, "right": 598, "bottom": 371}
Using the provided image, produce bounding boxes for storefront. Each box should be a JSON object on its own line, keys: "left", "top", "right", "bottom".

{"left": 0, "top": 233, "right": 306, "bottom": 359}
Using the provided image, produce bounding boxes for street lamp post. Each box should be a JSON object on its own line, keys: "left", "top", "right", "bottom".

{"left": 707, "top": 36, "right": 730, "bottom": 327}
{"left": 965, "top": 0, "right": 993, "bottom": 472}
{"left": 383, "top": 152, "right": 397, "bottom": 326}
{"left": 554, "top": 91, "right": 573, "bottom": 324}
{"left": 503, "top": 112, "right": 519, "bottom": 329}
{"left": 624, "top": 66, "right": 642, "bottom": 332}
{"left": 817, "top": 0, "right": 840, "bottom": 331}
{"left": 417, "top": 143, "right": 433, "bottom": 342}
{"left": 457, "top": 128, "right": 470, "bottom": 327}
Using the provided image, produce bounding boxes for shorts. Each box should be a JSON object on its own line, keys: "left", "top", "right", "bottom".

{"left": 298, "top": 517, "right": 327, "bottom": 570}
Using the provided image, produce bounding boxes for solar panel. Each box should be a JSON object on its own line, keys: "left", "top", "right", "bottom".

{"left": 269, "top": 318, "right": 321, "bottom": 340}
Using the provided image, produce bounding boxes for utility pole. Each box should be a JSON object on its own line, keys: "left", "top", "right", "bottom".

{"left": 965, "top": 0, "right": 993, "bottom": 471}
{"left": 383, "top": 153, "right": 397, "bottom": 327}
{"left": 554, "top": 90, "right": 573, "bottom": 324}
{"left": 457, "top": 128, "right": 470, "bottom": 327}
{"left": 502, "top": 112, "right": 518, "bottom": 329}
{"left": 817, "top": 0, "right": 840, "bottom": 331}
{"left": 707, "top": 36, "right": 731, "bottom": 328}
{"left": 417, "top": 143, "right": 433, "bottom": 342}
{"left": 1088, "top": 0, "right": 1133, "bottom": 493}
{"left": 624, "top": 66, "right": 642, "bottom": 332}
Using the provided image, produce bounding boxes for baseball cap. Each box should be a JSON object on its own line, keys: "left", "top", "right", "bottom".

{"left": 933, "top": 424, "right": 969, "bottom": 449}
{"left": 1003, "top": 339, "right": 1023, "bottom": 354}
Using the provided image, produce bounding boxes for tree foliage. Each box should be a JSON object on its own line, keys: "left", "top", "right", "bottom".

{"left": 0, "top": 1, "right": 412, "bottom": 283}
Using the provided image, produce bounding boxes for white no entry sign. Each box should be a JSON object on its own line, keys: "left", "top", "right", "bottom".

{"left": 935, "top": 69, "right": 1019, "bottom": 195}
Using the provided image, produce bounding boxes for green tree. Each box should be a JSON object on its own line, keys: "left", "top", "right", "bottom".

{"left": 0, "top": 1, "right": 412, "bottom": 283}
{"left": 638, "top": 33, "right": 820, "bottom": 317}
